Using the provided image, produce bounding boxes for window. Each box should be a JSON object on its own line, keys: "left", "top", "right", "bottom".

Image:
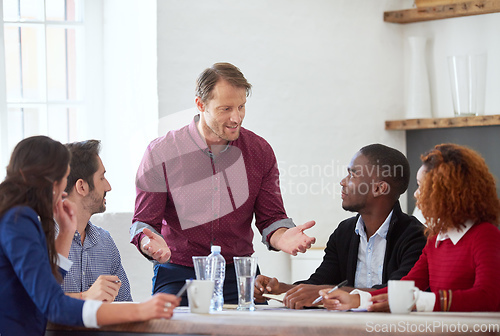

{"left": 1, "top": 0, "right": 157, "bottom": 212}
{"left": 2, "top": 0, "right": 84, "bottom": 150}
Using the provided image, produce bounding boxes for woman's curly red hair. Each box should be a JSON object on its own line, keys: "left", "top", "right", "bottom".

{"left": 417, "top": 143, "right": 500, "bottom": 237}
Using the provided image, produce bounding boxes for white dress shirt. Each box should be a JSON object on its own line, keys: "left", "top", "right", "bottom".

{"left": 354, "top": 211, "right": 393, "bottom": 288}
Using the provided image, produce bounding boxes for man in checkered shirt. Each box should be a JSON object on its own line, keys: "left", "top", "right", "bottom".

{"left": 61, "top": 140, "right": 132, "bottom": 302}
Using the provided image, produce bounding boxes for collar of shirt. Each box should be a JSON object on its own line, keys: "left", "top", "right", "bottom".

{"left": 435, "top": 219, "right": 474, "bottom": 247}
{"left": 355, "top": 210, "right": 393, "bottom": 240}
{"left": 189, "top": 114, "right": 230, "bottom": 157}
{"left": 73, "top": 221, "right": 100, "bottom": 248}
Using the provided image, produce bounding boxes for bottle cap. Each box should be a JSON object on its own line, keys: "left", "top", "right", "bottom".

{"left": 211, "top": 245, "right": 221, "bottom": 253}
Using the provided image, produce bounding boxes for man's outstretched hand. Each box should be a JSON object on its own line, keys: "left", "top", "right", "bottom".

{"left": 270, "top": 221, "right": 316, "bottom": 256}
{"left": 140, "top": 228, "right": 171, "bottom": 263}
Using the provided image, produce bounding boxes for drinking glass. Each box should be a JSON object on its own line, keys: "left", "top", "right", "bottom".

{"left": 447, "top": 54, "right": 487, "bottom": 116}
{"left": 192, "top": 256, "right": 211, "bottom": 280}
{"left": 233, "top": 257, "right": 258, "bottom": 311}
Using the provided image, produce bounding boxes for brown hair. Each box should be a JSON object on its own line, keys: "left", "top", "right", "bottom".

{"left": 65, "top": 140, "right": 101, "bottom": 193}
{"left": 195, "top": 62, "right": 252, "bottom": 102}
{"left": 0, "top": 136, "right": 70, "bottom": 280}
{"left": 417, "top": 143, "right": 500, "bottom": 237}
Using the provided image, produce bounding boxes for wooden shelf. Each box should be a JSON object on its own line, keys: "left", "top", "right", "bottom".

{"left": 384, "top": 0, "right": 500, "bottom": 23}
{"left": 385, "top": 114, "right": 500, "bottom": 130}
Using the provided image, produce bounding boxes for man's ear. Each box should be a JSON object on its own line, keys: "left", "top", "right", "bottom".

{"left": 74, "top": 179, "right": 90, "bottom": 197}
{"left": 373, "top": 180, "right": 391, "bottom": 197}
{"left": 195, "top": 96, "right": 205, "bottom": 113}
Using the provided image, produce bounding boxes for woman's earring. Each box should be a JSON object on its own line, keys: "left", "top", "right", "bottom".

{"left": 53, "top": 191, "right": 55, "bottom": 195}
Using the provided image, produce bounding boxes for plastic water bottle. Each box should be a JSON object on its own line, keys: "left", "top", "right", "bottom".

{"left": 207, "top": 245, "right": 225, "bottom": 311}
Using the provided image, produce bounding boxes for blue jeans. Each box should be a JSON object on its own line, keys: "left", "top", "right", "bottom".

{"left": 153, "top": 262, "right": 262, "bottom": 306}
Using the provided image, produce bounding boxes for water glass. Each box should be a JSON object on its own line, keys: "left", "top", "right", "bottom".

{"left": 192, "top": 256, "right": 211, "bottom": 280}
{"left": 233, "top": 256, "right": 257, "bottom": 311}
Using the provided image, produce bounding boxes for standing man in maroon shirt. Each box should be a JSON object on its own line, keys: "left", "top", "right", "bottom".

{"left": 130, "top": 63, "right": 316, "bottom": 305}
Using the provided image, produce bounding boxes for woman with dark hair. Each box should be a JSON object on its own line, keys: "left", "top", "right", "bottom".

{"left": 320, "top": 143, "right": 500, "bottom": 312}
{"left": 0, "top": 136, "right": 179, "bottom": 335}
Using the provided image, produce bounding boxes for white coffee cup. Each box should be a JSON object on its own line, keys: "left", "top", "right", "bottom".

{"left": 388, "top": 280, "right": 419, "bottom": 314}
{"left": 187, "top": 279, "right": 215, "bottom": 314}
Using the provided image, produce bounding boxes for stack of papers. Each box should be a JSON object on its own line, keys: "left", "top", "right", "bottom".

{"left": 262, "top": 293, "right": 286, "bottom": 303}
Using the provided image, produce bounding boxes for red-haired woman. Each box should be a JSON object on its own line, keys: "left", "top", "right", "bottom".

{"left": 0, "top": 136, "right": 180, "bottom": 336}
{"left": 321, "top": 143, "right": 500, "bottom": 312}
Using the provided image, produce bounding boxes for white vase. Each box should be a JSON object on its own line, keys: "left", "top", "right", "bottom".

{"left": 405, "top": 37, "right": 432, "bottom": 119}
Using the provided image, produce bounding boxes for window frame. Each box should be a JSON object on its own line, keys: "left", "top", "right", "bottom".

{"left": 1, "top": 0, "right": 85, "bottom": 154}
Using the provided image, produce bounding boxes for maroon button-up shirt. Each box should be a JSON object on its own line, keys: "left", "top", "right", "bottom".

{"left": 130, "top": 115, "right": 294, "bottom": 267}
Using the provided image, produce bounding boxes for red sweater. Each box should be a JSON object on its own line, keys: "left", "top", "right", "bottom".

{"left": 372, "top": 222, "right": 500, "bottom": 311}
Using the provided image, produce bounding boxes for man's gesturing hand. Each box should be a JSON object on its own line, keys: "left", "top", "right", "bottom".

{"left": 140, "top": 228, "right": 171, "bottom": 263}
{"left": 270, "top": 221, "right": 316, "bottom": 256}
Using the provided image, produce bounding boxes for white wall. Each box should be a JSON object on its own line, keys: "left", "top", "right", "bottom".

{"left": 157, "top": 0, "right": 407, "bottom": 253}
{"left": 100, "top": 0, "right": 159, "bottom": 213}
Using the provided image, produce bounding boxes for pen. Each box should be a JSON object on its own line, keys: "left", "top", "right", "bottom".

{"left": 176, "top": 279, "right": 193, "bottom": 298}
{"left": 311, "top": 279, "right": 348, "bottom": 305}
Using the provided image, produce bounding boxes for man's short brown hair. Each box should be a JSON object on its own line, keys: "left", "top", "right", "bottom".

{"left": 195, "top": 62, "right": 252, "bottom": 102}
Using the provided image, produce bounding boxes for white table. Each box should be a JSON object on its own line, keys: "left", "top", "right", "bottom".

{"left": 47, "top": 305, "right": 500, "bottom": 335}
